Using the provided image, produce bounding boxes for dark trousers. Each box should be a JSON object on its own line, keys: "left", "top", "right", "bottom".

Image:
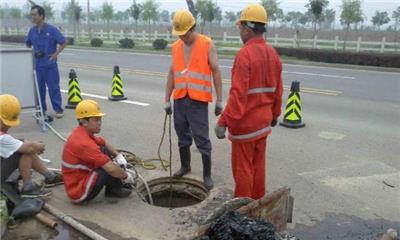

{"left": 173, "top": 96, "right": 212, "bottom": 157}
{"left": 1, "top": 152, "right": 22, "bottom": 184}
{"left": 82, "top": 146, "right": 122, "bottom": 203}
{"left": 82, "top": 168, "right": 123, "bottom": 203}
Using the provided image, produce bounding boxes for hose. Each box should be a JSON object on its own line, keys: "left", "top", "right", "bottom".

{"left": 33, "top": 114, "right": 68, "bottom": 142}
{"left": 137, "top": 172, "right": 154, "bottom": 205}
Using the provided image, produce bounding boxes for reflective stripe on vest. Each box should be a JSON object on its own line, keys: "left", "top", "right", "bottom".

{"left": 248, "top": 87, "right": 276, "bottom": 95}
{"left": 230, "top": 126, "right": 271, "bottom": 140}
{"left": 62, "top": 161, "right": 96, "bottom": 203}
{"left": 62, "top": 161, "right": 92, "bottom": 171}
{"left": 72, "top": 171, "right": 97, "bottom": 203}
{"left": 175, "top": 71, "right": 212, "bottom": 82}
{"left": 175, "top": 82, "right": 212, "bottom": 93}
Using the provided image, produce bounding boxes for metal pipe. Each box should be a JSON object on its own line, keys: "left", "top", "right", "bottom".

{"left": 43, "top": 203, "right": 108, "bottom": 240}
{"left": 35, "top": 212, "right": 58, "bottom": 228}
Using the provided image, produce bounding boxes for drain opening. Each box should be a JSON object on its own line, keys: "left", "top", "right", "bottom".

{"left": 138, "top": 177, "right": 209, "bottom": 208}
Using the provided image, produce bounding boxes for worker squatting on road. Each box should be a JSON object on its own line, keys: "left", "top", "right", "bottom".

{"left": 26, "top": 5, "right": 67, "bottom": 122}
{"left": 62, "top": 100, "right": 136, "bottom": 204}
{"left": 215, "top": 4, "right": 283, "bottom": 200}
{"left": 164, "top": 9, "right": 223, "bottom": 190}
{"left": 0, "top": 94, "right": 63, "bottom": 198}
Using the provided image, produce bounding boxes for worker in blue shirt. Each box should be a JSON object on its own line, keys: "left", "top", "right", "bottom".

{"left": 26, "top": 5, "right": 67, "bottom": 121}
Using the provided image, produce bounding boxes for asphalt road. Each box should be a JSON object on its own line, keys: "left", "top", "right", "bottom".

{"left": 3, "top": 45, "right": 400, "bottom": 239}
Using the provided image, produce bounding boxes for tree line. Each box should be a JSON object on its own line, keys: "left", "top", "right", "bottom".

{"left": 1, "top": 0, "right": 399, "bottom": 36}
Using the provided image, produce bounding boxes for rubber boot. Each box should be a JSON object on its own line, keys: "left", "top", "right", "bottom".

{"left": 173, "top": 146, "right": 191, "bottom": 177}
{"left": 105, "top": 177, "right": 132, "bottom": 198}
{"left": 202, "top": 154, "right": 214, "bottom": 190}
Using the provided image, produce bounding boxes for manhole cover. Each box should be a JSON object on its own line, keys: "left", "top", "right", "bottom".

{"left": 137, "top": 177, "right": 209, "bottom": 208}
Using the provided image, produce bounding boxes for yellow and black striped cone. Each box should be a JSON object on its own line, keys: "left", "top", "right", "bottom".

{"left": 279, "top": 81, "right": 305, "bottom": 128}
{"left": 108, "top": 65, "right": 127, "bottom": 101}
{"left": 65, "top": 69, "right": 82, "bottom": 109}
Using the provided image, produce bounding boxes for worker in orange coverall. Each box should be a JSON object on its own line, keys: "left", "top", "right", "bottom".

{"left": 215, "top": 3, "right": 283, "bottom": 200}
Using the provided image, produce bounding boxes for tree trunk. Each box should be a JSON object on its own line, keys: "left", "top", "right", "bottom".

{"left": 77, "top": 21, "right": 80, "bottom": 41}
{"left": 313, "top": 21, "right": 317, "bottom": 39}
{"left": 107, "top": 20, "right": 110, "bottom": 39}
{"left": 135, "top": 20, "right": 138, "bottom": 32}
{"left": 148, "top": 20, "right": 151, "bottom": 41}
{"left": 87, "top": 0, "right": 92, "bottom": 39}
{"left": 395, "top": 24, "right": 399, "bottom": 51}
{"left": 201, "top": 20, "right": 205, "bottom": 34}
{"left": 343, "top": 24, "right": 350, "bottom": 51}
{"left": 72, "top": 0, "right": 77, "bottom": 42}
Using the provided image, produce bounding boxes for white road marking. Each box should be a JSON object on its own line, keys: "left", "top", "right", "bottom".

{"left": 65, "top": 48, "right": 170, "bottom": 58}
{"left": 220, "top": 65, "right": 233, "bottom": 68}
{"left": 318, "top": 131, "right": 346, "bottom": 140}
{"left": 284, "top": 71, "right": 355, "bottom": 79}
{"left": 283, "top": 63, "right": 400, "bottom": 75}
{"left": 220, "top": 65, "right": 355, "bottom": 79}
{"left": 60, "top": 89, "right": 150, "bottom": 106}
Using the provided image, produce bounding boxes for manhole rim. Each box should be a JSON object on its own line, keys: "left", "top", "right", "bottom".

{"left": 137, "top": 176, "right": 209, "bottom": 193}
{"left": 137, "top": 176, "right": 210, "bottom": 208}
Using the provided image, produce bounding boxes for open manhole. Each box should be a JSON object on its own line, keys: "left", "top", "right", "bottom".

{"left": 137, "top": 177, "right": 209, "bottom": 208}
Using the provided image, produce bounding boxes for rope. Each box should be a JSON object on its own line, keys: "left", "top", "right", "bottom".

{"left": 118, "top": 114, "right": 172, "bottom": 171}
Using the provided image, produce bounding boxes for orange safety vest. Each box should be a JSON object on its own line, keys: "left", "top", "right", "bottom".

{"left": 172, "top": 34, "right": 213, "bottom": 102}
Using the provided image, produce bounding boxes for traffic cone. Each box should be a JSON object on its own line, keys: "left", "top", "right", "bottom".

{"left": 65, "top": 69, "right": 82, "bottom": 109}
{"left": 279, "top": 81, "right": 305, "bottom": 128}
{"left": 108, "top": 65, "right": 127, "bottom": 101}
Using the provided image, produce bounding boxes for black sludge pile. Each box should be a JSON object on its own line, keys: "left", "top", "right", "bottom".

{"left": 201, "top": 211, "right": 276, "bottom": 240}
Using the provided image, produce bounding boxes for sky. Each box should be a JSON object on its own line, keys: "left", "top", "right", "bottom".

{"left": 5, "top": 0, "right": 400, "bottom": 25}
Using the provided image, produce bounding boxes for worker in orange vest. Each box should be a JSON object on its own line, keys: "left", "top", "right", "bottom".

{"left": 164, "top": 9, "right": 223, "bottom": 190}
{"left": 215, "top": 4, "right": 283, "bottom": 199}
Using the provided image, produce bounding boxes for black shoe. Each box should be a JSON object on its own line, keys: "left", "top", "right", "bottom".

{"left": 174, "top": 146, "right": 191, "bottom": 177}
{"left": 105, "top": 186, "right": 132, "bottom": 198}
{"left": 202, "top": 154, "right": 214, "bottom": 190}
{"left": 21, "top": 185, "right": 52, "bottom": 199}
{"left": 44, "top": 172, "right": 64, "bottom": 187}
{"left": 36, "top": 113, "right": 53, "bottom": 123}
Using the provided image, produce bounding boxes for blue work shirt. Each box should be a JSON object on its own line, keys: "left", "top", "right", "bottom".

{"left": 26, "top": 23, "right": 65, "bottom": 68}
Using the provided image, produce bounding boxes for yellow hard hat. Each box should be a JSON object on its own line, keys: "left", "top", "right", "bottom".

{"left": 172, "top": 9, "right": 195, "bottom": 36}
{"left": 0, "top": 94, "right": 21, "bottom": 127}
{"left": 75, "top": 100, "right": 105, "bottom": 119}
{"left": 240, "top": 3, "right": 268, "bottom": 24}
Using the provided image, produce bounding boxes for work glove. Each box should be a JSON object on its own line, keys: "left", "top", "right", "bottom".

{"left": 164, "top": 101, "right": 172, "bottom": 115}
{"left": 271, "top": 118, "right": 278, "bottom": 127}
{"left": 215, "top": 101, "right": 223, "bottom": 116}
{"left": 123, "top": 172, "right": 136, "bottom": 185}
{"left": 114, "top": 153, "right": 128, "bottom": 167}
{"left": 215, "top": 124, "right": 226, "bottom": 139}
